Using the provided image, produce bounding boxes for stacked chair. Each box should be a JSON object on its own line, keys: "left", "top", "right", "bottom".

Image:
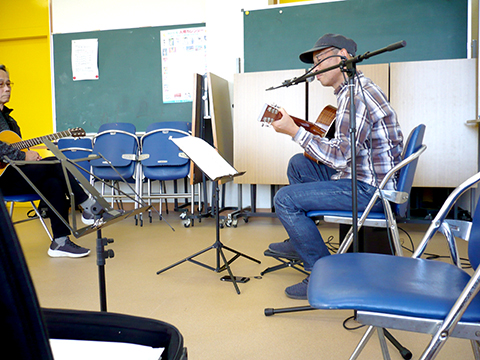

{"left": 139, "top": 121, "right": 195, "bottom": 223}
{"left": 57, "top": 137, "right": 93, "bottom": 182}
{"left": 90, "top": 123, "right": 141, "bottom": 214}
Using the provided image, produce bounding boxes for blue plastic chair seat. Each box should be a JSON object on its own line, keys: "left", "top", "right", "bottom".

{"left": 308, "top": 252, "right": 480, "bottom": 322}
{"left": 3, "top": 194, "right": 41, "bottom": 203}
{"left": 307, "top": 210, "right": 387, "bottom": 220}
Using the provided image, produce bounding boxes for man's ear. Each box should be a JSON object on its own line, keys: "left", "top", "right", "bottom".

{"left": 340, "top": 48, "right": 350, "bottom": 58}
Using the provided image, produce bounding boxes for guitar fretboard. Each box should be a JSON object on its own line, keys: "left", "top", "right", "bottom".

{"left": 10, "top": 130, "right": 73, "bottom": 150}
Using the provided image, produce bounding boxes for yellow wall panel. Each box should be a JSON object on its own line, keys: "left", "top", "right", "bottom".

{"left": 0, "top": 37, "right": 53, "bottom": 140}
{"left": 0, "top": 0, "right": 52, "bottom": 151}
{"left": 1, "top": 0, "right": 49, "bottom": 40}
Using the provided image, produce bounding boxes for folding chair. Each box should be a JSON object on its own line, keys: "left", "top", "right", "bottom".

{"left": 0, "top": 190, "right": 187, "bottom": 360}
{"left": 262, "top": 124, "right": 426, "bottom": 274}
{"left": 57, "top": 137, "right": 93, "bottom": 182}
{"left": 308, "top": 170, "right": 480, "bottom": 360}
{"left": 90, "top": 123, "right": 140, "bottom": 212}
{"left": 139, "top": 121, "right": 195, "bottom": 223}
{"left": 3, "top": 193, "right": 53, "bottom": 241}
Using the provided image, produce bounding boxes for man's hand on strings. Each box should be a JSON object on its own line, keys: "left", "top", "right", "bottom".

{"left": 271, "top": 107, "right": 300, "bottom": 138}
{"left": 25, "top": 150, "right": 42, "bottom": 161}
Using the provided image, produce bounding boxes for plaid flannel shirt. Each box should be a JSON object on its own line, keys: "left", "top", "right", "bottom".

{"left": 294, "top": 72, "right": 404, "bottom": 190}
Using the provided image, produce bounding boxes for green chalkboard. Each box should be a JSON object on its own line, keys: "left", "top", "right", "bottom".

{"left": 53, "top": 24, "right": 204, "bottom": 132}
{"left": 244, "top": 0, "right": 467, "bottom": 72}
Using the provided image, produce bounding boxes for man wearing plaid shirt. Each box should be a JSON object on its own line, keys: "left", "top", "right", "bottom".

{"left": 268, "top": 34, "right": 404, "bottom": 300}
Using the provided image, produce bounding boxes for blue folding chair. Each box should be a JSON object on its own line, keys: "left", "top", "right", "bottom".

{"left": 91, "top": 123, "right": 140, "bottom": 211}
{"left": 262, "top": 124, "right": 426, "bottom": 275}
{"left": 139, "top": 121, "right": 194, "bottom": 223}
{"left": 308, "top": 124, "right": 426, "bottom": 255}
{"left": 4, "top": 193, "right": 53, "bottom": 241}
{"left": 57, "top": 137, "right": 93, "bottom": 182}
{"left": 308, "top": 170, "right": 480, "bottom": 360}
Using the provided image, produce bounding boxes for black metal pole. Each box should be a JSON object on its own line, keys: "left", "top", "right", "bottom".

{"left": 96, "top": 227, "right": 114, "bottom": 312}
{"left": 344, "top": 61, "right": 359, "bottom": 252}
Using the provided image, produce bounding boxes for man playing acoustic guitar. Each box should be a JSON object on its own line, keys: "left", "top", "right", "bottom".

{"left": 268, "top": 34, "right": 404, "bottom": 299}
{"left": 0, "top": 64, "right": 104, "bottom": 258}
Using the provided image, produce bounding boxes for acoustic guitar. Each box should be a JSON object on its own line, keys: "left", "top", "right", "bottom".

{"left": 0, "top": 127, "right": 86, "bottom": 176}
{"left": 258, "top": 103, "right": 336, "bottom": 161}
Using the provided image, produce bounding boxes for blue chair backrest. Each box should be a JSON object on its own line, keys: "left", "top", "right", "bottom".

{"left": 91, "top": 123, "right": 137, "bottom": 168}
{"left": 91, "top": 123, "right": 138, "bottom": 180}
{"left": 57, "top": 138, "right": 93, "bottom": 181}
{"left": 141, "top": 122, "right": 191, "bottom": 181}
{"left": 468, "top": 194, "right": 480, "bottom": 270}
{"left": 394, "top": 124, "right": 426, "bottom": 218}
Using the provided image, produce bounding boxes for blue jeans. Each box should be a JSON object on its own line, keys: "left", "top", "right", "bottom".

{"left": 274, "top": 154, "right": 382, "bottom": 271}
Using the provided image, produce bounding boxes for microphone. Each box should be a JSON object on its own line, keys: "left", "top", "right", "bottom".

{"left": 283, "top": 64, "right": 317, "bottom": 86}
{"left": 385, "top": 40, "right": 407, "bottom": 52}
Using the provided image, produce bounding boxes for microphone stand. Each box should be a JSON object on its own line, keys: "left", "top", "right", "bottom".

{"left": 263, "top": 40, "right": 412, "bottom": 360}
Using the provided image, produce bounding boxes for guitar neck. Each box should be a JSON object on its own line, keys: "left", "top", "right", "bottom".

{"left": 11, "top": 130, "right": 72, "bottom": 150}
{"left": 291, "top": 116, "right": 326, "bottom": 137}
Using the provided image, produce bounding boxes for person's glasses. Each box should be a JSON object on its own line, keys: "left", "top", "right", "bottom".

{"left": 0, "top": 81, "right": 13, "bottom": 88}
{"left": 313, "top": 48, "right": 336, "bottom": 66}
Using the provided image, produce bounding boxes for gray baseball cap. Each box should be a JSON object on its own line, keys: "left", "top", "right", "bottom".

{"left": 299, "top": 33, "right": 357, "bottom": 64}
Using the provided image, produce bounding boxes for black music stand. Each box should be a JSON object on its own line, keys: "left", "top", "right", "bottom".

{"left": 5, "top": 140, "right": 150, "bottom": 311}
{"left": 156, "top": 135, "right": 260, "bottom": 294}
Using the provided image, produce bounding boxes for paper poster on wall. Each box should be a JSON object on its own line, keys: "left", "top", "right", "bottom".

{"left": 160, "top": 27, "right": 207, "bottom": 103}
{"left": 71, "top": 39, "right": 99, "bottom": 81}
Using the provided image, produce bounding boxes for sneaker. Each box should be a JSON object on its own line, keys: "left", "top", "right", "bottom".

{"left": 48, "top": 237, "right": 90, "bottom": 258}
{"left": 81, "top": 212, "right": 95, "bottom": 225}
{"left": 79, "top": 198, "right": 105, "bottom": 219}
{"left": 268, "top": 239, "right": 300, "bottom": 259}
{"left": 285, "top": 276, "right": 309, "bottom": 300}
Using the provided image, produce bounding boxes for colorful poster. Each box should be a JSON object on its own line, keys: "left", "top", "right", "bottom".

{"left": 160, "top": 27, "right": 207, "bottom": 103}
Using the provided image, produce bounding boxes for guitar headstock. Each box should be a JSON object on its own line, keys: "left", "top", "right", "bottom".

{"left": 258, "top": 103, "right": 282, "bottom": 125}
{"left": 68, "top": 127, "right": 86, "bottom": 138}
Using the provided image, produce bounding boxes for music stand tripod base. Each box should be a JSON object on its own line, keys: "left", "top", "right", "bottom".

{"left": 156, "top": 179, "right": 260, "bottom": 294}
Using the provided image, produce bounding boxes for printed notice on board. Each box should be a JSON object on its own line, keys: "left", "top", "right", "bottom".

{"left": 72, "top": 39, "right": 99, "bottom": 81}
{"left": 160, "top": 27, "right": 207, "bottom": 103}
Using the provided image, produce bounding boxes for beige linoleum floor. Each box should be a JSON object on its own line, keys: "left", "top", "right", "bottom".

{"left": 12, "top": 204, "right": 476, "bottom": 360}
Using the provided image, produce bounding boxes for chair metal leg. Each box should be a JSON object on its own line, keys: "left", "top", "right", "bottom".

{"left": 381, "top": 197, "right": 403, "bottom": 256}
{"left": 6, "top": 200, "right": 53, "bottom": 241}
{"left": 471, "top": 340, "right": 480, "bottom": 360}
{"left": 8, "top": 201, "right": 14, "bottom": 217}
{"left": 377, "top": 328, "right": 392, "bottom": 360}
{"left": 30, "top": 201, "right": 53, "bottom": 241}
{"left": 349, "top": 325, "right": 376, "bottom": 360}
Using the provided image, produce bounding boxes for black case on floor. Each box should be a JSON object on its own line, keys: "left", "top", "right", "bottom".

{"left": 0, "top": 191, "right": 187, "bottom": 360}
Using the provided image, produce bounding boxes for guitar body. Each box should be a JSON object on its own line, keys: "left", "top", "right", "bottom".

{"left": 0, "top": 131, "right": 24, "bottom": 173}
{"left": 0, "top": 127, "right": 86, "bottom": 176}
{"left": 258, "top": 104, "right": 337, "bottom": 162}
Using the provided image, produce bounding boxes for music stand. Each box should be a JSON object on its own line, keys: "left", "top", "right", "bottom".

{"left": 156, "top": 135, "right": 261, "bottom": 294}
{"left": 5, "top": 140, "right": 150, "bottom": 311}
